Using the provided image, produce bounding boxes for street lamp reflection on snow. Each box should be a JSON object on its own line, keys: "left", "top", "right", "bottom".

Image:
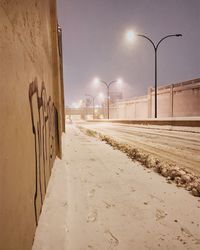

{"left": 93, "top": 78, "right": 123, "bottom": 119}
{"left": 125, "top": 30, "right": 182, "bottom": 118}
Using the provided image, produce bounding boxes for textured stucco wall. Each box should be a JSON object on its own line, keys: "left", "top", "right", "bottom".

{"left": 110, "top": 79, "right": 200, "bottom": 119}
{"left": 173, "top": 81, "right": 200, "bottom": 117}
{"left": 0, "top": 0, "right": 64, "bottom": 249}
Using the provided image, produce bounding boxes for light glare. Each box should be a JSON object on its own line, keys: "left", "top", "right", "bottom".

{"left": 99, "top": 92, "right": 104, "bottom": 99}
{"left": 117, "top": 78, "right": 123, "bottom": 84}
{"left": 126, "top": 30, "right": 136, "bottom": 42}
{"left": 93, "top": 77, "right": 100, "bottom": 84}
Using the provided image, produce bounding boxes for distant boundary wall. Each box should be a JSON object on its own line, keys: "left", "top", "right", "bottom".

{"left": 65, "top": 107, "right": 105, "bottom": 119}
{"left": 89, "top": 118, "right": 200, "bottom": 128}
{"left": 110, "top": 78, "right": 200, "bottom": 119}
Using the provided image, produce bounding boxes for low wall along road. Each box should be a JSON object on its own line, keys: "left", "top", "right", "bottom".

{"left": 110, "top": 78, "right": 200, "bottom": 119}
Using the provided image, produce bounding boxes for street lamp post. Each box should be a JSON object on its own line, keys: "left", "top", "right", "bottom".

{"left": 138, "top": 34, "right": 182, "bottom": 118}
{"left": 99, "top": 80, "right": 114, "bottom": 119}
{"left": 126, "top": 31, "right": 182, "bottom": 118}
{"left": 85, "top": 94, "right": 95, "bottom": 119}
{"left": 94, "top": 78, "right": 122, "bottom": 119}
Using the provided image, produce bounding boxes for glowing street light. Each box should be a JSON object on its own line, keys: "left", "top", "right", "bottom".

{"left": 125, "top": 30, "right": 182, "bottom": 118}
{"left": 98, "top": 92, "right": 104, "bottom": 99}
{"left": 126, "top": 30, "right": 137, "bottom": 42}
{"left": 93, "top": 77, "right": 123, "bottom": 119}
{"left": 93, "top": 77, "right": 100, "bottom": 85}
{"left": 117, "top": 78, "right": 123, "bottom": 86}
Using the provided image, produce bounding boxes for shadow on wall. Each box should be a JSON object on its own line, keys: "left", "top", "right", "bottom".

{"left": 29, "top": 78, "right": 59, "bottom": 225}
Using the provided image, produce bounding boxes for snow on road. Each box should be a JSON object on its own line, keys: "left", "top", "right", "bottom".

{"left": 33, "top": 124, "right": 200, "bottom": 250}
{"left": 79, "top": 121, "right": 200, "bottom": 175}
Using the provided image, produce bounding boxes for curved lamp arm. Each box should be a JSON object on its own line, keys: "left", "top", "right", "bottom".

{"left": 99, "top": 79, "right": 120, "bottom": 88}
{"left": 99, "top": 80, "right": 109, "bottom": 88}
{"left": 137, "top": 34, "right": 156, "bottom": 50}
{"left": 108, "top": 80, "right": 118, "bottom": 87}
{"left": 137, "top": 34, "right": 182, "bottom": 51}
{"left": 156, "top": 34, "right": 182, "bottom": 50}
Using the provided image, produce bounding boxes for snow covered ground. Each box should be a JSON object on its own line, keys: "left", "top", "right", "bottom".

{"left": 79, "top": 121, "right": 200, "bottom": 176}
{"left": 32, "top": 124, "right": 200, "bottom": 250}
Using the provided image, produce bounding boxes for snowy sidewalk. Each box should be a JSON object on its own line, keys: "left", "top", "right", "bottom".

{"left": 33, "top": 124, "right": 200, "bottom": 250}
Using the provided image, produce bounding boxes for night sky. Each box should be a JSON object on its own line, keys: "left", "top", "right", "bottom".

{"left": 57, "top": 0, "right": 200, "bottom": 106}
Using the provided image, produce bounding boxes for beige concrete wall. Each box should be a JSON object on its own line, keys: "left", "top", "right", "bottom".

{"left": 172, "top": 80, "right": 200, "bottom": 117}
{"left": 0, "top": 0, "right": 64, "bottom": 249}
{"left": 66, "top": 107, "right": 104, "bottom": 119}
{"left": 110, "top": 78, "right": 200, "bottom": 119}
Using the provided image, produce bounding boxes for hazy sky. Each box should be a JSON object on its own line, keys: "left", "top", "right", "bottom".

{"left": 57, "top": 0, "right": 200, "bottom": 106}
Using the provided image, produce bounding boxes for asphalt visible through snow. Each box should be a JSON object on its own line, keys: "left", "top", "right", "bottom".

{"left": 79, "top": 121, "right": 200, "bottom": 175}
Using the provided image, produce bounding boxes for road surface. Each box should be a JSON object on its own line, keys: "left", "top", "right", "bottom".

{"left": 78, "top": 121, "right": 200, "bottom": 175}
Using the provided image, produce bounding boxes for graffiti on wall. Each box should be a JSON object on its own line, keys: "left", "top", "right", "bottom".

{"left": 29, "top": 79, "right": 59, "bottom": 225}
